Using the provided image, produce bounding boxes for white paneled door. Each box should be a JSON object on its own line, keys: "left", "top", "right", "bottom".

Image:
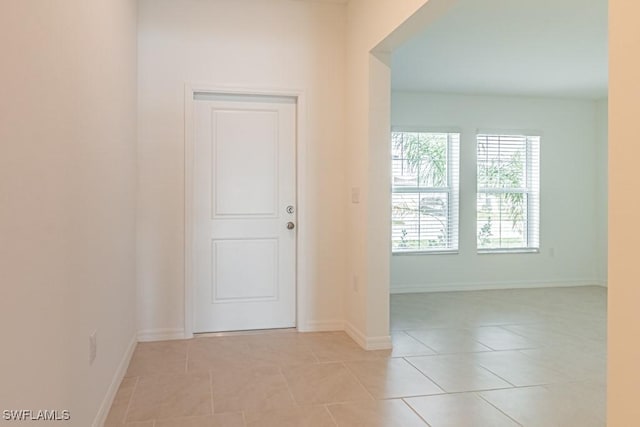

{"left": 193, "top": 95, "right": 296, "bottom": 333}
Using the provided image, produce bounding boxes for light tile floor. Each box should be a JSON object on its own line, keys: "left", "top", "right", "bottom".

{"left": 106, "top": 286, "right": 606, "bottom": 426}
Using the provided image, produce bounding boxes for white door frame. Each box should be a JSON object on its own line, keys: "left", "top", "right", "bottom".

{"left": 184, "top": 83, "right": 308, "bottom": 338}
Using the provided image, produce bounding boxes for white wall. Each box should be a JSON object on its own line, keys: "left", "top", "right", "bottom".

{"left": 390, "top": 91, "right": 605, "bottom": 292}
{"left": 137, "top": 0, "right": 347, "bottom": 336}
{"left": 0, "top": 1, "right": 138, "bottom": 425}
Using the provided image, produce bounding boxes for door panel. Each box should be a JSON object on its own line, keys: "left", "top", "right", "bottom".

{"left": 213, "top": 109, "right": 279, "bottom": 217}
{"left": 212, "top": 238, "right": 278, "bottom": 302}
{"left": 193, "top": 96, "right": 296, "bottom": 333}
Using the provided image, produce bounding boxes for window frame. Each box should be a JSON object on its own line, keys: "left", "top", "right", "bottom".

{"left": 476, "top": 132, "right": 540, "bottom": 253}
{"left": 391, "top": 128, "right": 460, "bottom": 255}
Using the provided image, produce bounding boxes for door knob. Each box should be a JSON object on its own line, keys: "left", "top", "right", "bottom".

{"left": 286, "top": 222, "right": 295, "bottom": 230}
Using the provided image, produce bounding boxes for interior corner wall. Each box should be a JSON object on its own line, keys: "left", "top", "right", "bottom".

{"left": 390, "top": 92, "right": 603, "bottom": 292}
{"left": 0, "top": 1, "right": 138, "bottom": 425}
{"left": 136, "top": 0, "right": 347, "bottom": 336}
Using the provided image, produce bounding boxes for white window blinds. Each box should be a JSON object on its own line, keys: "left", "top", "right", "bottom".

{"left": 476, "top": 134, "right": 540, "bottom": 251}
{"left": 392, "top": 131, "right": 460, "bottom": 253}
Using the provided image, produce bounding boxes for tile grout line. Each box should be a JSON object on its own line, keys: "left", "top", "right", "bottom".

{"left": 318, "top": 397, "right": 388, "bottom": 406}
{"left": 398, "top": 331, "right": 505, "bottom": 356}
{"left": 401, "top": 398, "right": 432, "bottom": 427}
{"left": 475, "top": 392, "right": 524, "bottom": 426}
{"left": 475, "top": 364, "right": 518, "bottom": 388}
{"left": 406, "top": 349, "right": 495, "bottom": 356}
{"left": 323, "top": 404, "right": 339, "bottom": 427}
{"left": 121, "top": 376, "right": 140, "bottom": 424}
{"left": 402, "top": 357, "right": 448, "bottom": 394}
{"left": 307, "top": 345, "right": 324, "bottom": 365}
{"left": 209, "top": 370, "right": 215, "bottom": 416}
{"left": 513, "top": 350, "right": 581, "bottom": 380}
{"left": 185, "top": 339, "right": 191, "bottom": 374}
{"left": 341, "top": 361, "right": 377, "bottom": 402}
{"left": 278, "top": 365, "right": 300, "bottom": 406}
{"left": 394, "top": 329, "right": 439, "bottom": 356}
{"left": 495, "top": 324, "right": 534, "bottom": 340}
{"left": 307, "top": 343, "right": 321, "bottom": 363}
{"left": 402, "top": 330, "right": 440, "bottom": 354}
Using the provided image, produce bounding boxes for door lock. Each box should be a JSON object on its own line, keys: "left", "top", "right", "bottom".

{"left": 286, "top": 205, "right": 295, "bottom": 214}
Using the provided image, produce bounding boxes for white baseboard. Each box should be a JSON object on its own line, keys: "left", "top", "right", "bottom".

{"left": 391, "top": 279, "right": 602, "bottom": 294}
{"left": 345, "top": 322, "right": 392, "bottom": 351}
{"left": 365, "top": 335, "right": 393, "bottom": 350}
{"left": 137, "top": 328, "right": 186, "bottom": 342}
{"left": 344, "top": 321, "right": 367, "bottom": 348}
{"left": 298, "top": 320, "right": 344, "bottom": 332}
{"left": 92, "top": 334, "right": 137, "bottom": 427}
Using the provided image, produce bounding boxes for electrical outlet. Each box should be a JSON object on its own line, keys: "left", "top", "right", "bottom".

{"left": 353, "top": 275, "right": 359, "bottom": 293}
{"left": 89, "top": 331, "right": 97, "bottom": 365}
{"left": 549, "top": 247, "right": 555, "bottom": 258}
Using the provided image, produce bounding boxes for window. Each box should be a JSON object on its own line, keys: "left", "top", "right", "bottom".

{"left": 391, "top": 131, "right": 460, "bottom": 253}
{"left": 476, "top": 133, "right": 540, "bottom": 252}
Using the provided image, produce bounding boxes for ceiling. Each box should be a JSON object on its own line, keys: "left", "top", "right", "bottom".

{"left": 391, "top": 0, "right": 608, "bottom": 99}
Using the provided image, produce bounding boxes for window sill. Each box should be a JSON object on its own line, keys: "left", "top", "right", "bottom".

{"left": 477, "top": 248, "right": 540, "bottom": 255}
{"left": 392, "top": 250, "right": 459, "bottom": 256}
